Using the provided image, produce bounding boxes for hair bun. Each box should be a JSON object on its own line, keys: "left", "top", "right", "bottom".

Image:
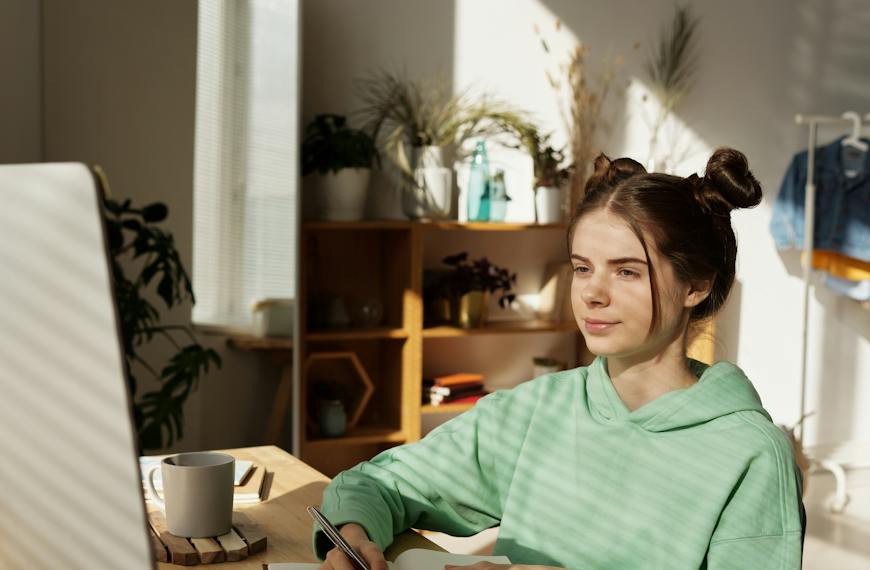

{"left": 696, "top": 148, "right": 762, "bottom": 214}
{"left": 584, "top": 153, "right": 646, "bottom": 196}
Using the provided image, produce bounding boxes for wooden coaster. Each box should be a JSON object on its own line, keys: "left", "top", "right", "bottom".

{"left": 146, "top": 505, "right": 268, "bottom": 565}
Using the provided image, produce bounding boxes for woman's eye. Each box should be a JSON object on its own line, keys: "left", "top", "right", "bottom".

{"left": 573, "top": 266, "right": 590, "bottom": 274}
{"left": 618, "top": 269, "right": 640, "bottom": 278}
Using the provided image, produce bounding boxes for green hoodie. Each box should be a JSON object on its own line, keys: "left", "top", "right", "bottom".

{"left": 314, "top": 357, "right": 805, "bottom": 569}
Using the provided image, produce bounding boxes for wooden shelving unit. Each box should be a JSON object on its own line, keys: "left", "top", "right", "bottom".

{"left": 305, "top": 426, "right": 407, "bottom": 447}
{"left": 296, "top": 220, "right": 584, "bottom": 476}
{"left": 297, "top": 220, "right": 715, "bottom": 477}
{"left": 420, "top": 402, "right": 477, "bottom": 415}
{"left": 307, "top": 327, "right": 410, "bottom": 341}
{"left": 422, "top": 319, "right": 577, "bottom": 338}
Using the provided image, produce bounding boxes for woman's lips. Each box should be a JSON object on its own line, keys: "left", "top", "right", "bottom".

{"left": 584, "top": 319, "right": 619, "bottom": 333}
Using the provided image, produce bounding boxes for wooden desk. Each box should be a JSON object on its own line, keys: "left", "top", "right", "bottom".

{"left": 157, "top": 445, "right": 441, "bottom": 568}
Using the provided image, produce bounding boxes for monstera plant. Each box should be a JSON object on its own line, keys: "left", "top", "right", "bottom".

{"left": 102, "top": 195, "right": 221, "bottom": 452}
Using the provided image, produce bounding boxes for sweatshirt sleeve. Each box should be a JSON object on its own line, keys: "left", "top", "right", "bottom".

{"left": 705, "top": 423, "right": 805, "bottom": 570}
{"left": 311, "top": 386, "right": 537, "bottom": 560}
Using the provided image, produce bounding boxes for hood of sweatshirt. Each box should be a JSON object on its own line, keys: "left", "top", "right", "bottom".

{"left": 585, "top": 356, "right": 770, "bottom": 432}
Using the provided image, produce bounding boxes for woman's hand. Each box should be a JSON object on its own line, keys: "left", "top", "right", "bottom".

{"left": 444, "top": 562, "right": 565, "bottom": 570}
{"left": 317, "top": 522, "right": 388, "bottom": 570}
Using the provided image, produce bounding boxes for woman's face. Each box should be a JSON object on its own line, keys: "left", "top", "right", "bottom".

{"left": 570, "top": 209, "right": 693, "bottom": 359}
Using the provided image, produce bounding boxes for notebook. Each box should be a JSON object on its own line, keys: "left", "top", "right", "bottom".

{"left": 265, "top": 547, "right": 510, "bottom": 569}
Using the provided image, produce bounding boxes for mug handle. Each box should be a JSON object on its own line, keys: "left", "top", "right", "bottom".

{"left": 146, "top": 466, "right": 165, "bottom": 510}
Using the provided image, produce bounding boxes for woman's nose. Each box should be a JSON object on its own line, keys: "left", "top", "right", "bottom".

{"left": 581, "top": 275, "right": 610, "bottom": 306}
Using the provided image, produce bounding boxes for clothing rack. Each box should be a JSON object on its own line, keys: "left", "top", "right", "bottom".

{"left": 792, "top": 112, "right": 870, "bottom": 512}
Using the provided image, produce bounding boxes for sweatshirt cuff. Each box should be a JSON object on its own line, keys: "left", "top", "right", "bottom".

{"left": 310, "top": 507, "right": 394, "bottom": 560}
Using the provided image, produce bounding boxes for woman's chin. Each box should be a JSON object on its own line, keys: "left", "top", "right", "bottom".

{"left": 582, "top": 337, "right": 632, "bottom": 358}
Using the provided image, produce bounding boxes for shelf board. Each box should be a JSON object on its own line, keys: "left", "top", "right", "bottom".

{"left": 303, "top": 220, "right": 567, "bottom": 232}
{"left": 424, "top": 221, "right": 567, "bottom": 231}
{"left": 304, "top": 220, "right": 412, "bottom": 230}
{"left": 422, "top": 319, "right": 578, "bottom": 338}
{"left": 306, "top": 326, "right": 409, "bottom": 341}
{"left": 304, "top": 426, "right": 406, "bottom": 447}
{"left": 421, "top": 402, "right": 477, "bottom": 414}
{"left": 227, "top": 335, "right": 293, "bottom": 350}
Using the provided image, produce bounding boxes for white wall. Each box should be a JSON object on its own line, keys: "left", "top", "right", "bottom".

{"left": 302, "top": 0, "right": 870, "bottom": 450}
{"left": 40, "top": 0, "right": 276, "bottom": 453}
{"left": 7, "top": 0, "right": 867, "bottom": 456}
{"left": 0, "top": 0, "right": 42, "bottom": 163}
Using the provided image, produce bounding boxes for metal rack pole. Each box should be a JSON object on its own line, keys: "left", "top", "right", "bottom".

{"left": 791, "top": 112, "right": 869, "bottom": 512}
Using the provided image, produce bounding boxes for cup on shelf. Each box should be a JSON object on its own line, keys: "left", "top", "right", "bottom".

{"left": 324, "top": 297, "right": 351, "bottom": 328}
{"left": 348, "top": 296, "right": 384, "bottom": 328}
{"left": 316, "top": 399, "right": 348, "bottom": 437}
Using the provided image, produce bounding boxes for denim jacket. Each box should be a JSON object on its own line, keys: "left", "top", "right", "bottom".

{"left": 770, "top": 136, "right": 870, "bottom": 262}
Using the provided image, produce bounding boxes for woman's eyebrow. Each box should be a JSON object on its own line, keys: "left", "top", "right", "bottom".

{"left": 570, "top": 254, "right": 648, "bottom": 265}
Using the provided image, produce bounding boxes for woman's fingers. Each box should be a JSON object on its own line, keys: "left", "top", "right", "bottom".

{"left": 359, "top": 542, "right": 389, "bottom": 570}
{"left": 321, "top": 542, "right": 387, "bottom": 570}
{"left": 323, "top": 547, "right": 358, "bottom": 570}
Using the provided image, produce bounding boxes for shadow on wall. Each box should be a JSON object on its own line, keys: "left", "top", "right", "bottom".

{"left": 540, "top": 0, "right": 870, "bottom": 444}
{"left": 772, "top": 247, "right": 868, "bottom": 444}
{"left": 300, "top": 0, "right": 458, "bottom": 221}
{"left": 538, "top": 0, "right": 870, "bottom": 194}
{"left": 815, "top": 283, "right": 866, "bottom": 444}
{"left": 715, "top": 278, "right": 743, "bottom": 365}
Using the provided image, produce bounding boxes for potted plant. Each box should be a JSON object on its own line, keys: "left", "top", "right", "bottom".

{"left": 302, "top": 114, "right": 379, "bottom": 221}
{"left": 515, "top": 126, "right": 574, "bottom": 224}
{"left": 101, "top": 194, "right": 222, "bottom": 452}
{"left": 357, "top": 70, "right": 531, "bottom": 220}
{"left": 442, "top": 252, "right": 517, "bottom": 328}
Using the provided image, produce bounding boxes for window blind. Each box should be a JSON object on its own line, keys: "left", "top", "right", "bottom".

{"left": 192, "top": 0, "right": 298, "bottom": 329}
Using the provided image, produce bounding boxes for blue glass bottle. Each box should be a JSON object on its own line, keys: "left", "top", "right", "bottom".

{"left": 467, "top": 141, "right": 490, "bottom": 221}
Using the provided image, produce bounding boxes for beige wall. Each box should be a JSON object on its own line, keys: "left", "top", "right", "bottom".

{"left": 0, "top": 0, "right": 42, "bottom": 163}
{"left": 8, "top": 0, "right": 868, "bottom": 455}
{"left": 40, "top": 0, "right": 274, "bottom": 453}
{"left": 302, "top": 0, "right": 870, "bottom": 452}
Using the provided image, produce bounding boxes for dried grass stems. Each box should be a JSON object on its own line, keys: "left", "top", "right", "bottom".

{"left": 535, "top": 22, "right": 625, "bottom": 210}
{"left": 644, "top": 5, "right": 699, "bottom": 171}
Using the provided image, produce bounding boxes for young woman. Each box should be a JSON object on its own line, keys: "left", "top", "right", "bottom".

{"left": 313, "top": 148, "right": 805, "bottom": 570}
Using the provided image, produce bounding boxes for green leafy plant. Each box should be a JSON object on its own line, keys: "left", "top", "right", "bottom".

{"left": 102, "top": 196, "right": 222, "bottom": 452}
{"left": 511, "top": 125, "right": 574, "bottom": 189}
{"left": 442, "top": 252, "right": 517, "bottom": 308}
{"left": 302, "top": 114, "right": 380, "bottom": 176}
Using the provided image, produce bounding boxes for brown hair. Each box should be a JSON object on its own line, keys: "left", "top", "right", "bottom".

{"left": 567, "top": 148, "right": 762, "bottom": 335}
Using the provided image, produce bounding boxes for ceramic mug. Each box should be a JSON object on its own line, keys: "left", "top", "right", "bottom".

{"left": 146, "top": 452, "right": 234, "bottom": 537}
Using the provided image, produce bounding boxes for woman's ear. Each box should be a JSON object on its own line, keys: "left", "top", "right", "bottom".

{"left": 684, "top": 279, "right": 713, "bottom": 308}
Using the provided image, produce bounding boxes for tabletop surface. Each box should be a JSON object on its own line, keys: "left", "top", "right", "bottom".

{"left": 155, "top": 445, "right": 440, "bottom": 569}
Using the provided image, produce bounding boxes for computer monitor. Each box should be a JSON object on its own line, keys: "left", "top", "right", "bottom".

{"left": 0, "top": 163, "right": 154, "bottom": 569}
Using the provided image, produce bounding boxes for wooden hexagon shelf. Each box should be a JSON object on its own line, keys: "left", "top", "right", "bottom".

{"left": 304, "top": 351, "right": 374, "bottom": 431}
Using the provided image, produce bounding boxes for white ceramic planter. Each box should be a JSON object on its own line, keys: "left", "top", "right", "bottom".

{"left": 405, "top": 145, "right": 452, "bottom": 219}
{"left": 535, "top": 185, "right": 563, "bottom": 224}
{"left": 316, "top": 168, "right": 371, "bottom": 221}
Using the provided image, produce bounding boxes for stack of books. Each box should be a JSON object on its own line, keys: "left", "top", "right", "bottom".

{"left": 423, "top": 373, "right": 489, "bottom": 406}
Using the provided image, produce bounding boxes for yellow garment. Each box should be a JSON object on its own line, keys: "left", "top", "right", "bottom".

{"left": 800, "top": 250, "right": 870, "bottom": 281}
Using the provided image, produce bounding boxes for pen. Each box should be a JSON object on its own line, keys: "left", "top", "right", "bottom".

{"left": 307, "top": 505, "right": 371, "bottom": 570}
